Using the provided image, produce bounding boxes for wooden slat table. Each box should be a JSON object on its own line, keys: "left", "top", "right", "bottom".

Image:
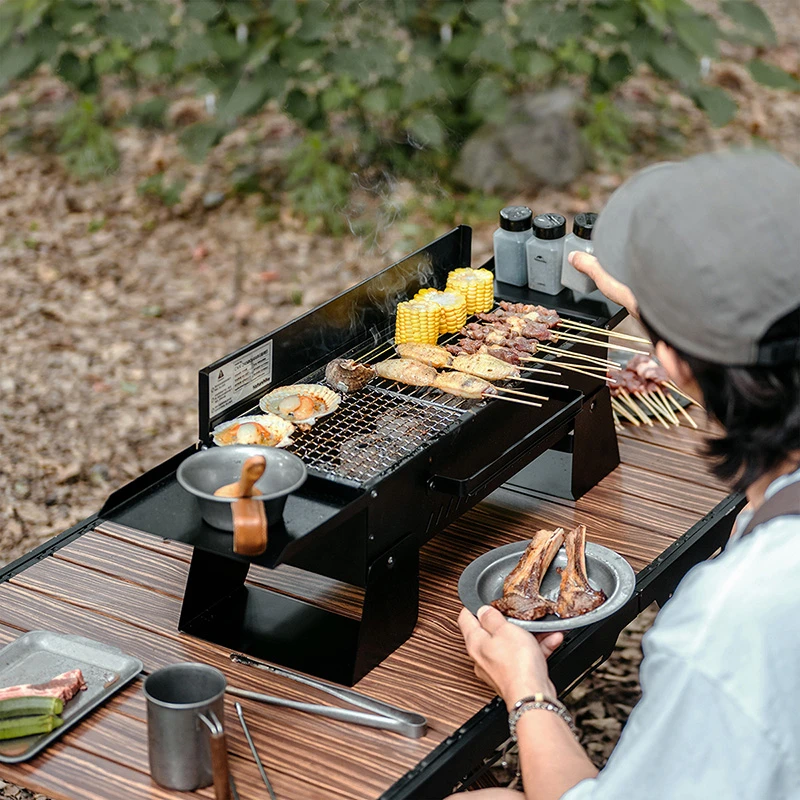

{"left": 0, "top": 406, "right": 742, "bottom": 799}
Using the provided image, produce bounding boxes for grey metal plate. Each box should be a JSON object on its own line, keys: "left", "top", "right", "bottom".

{"left": 458, "top": 540, "right": 636, "bottom": 632}
{"left": 0, "top": 631, "right": 143, "bottom": 763}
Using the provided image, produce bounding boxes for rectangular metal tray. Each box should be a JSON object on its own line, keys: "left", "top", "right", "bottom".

{"left": 0, "top": 630, "right": 143, "bottom": 763}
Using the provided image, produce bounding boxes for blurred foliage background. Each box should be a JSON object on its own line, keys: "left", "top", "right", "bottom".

{"left": 0, "top": 0, "right": 798, "bottom": 234}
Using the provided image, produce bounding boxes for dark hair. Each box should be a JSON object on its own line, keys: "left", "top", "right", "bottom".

{"left": 640, "top": 308, "right": 800, "bottom": 493}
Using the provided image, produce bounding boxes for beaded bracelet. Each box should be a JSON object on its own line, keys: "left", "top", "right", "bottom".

{"left": 508, "top": 693, "right": 581, "bottom": 742}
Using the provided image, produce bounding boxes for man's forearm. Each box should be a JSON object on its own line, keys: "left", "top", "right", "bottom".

{"left": 517, "top": 708, "right": 598, "bottom": 800}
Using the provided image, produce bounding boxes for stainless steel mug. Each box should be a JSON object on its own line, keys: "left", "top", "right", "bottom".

{"left": 143, "top": 663, "right": 231, "bottom": 800}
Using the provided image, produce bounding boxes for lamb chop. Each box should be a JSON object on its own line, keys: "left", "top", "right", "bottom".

{"left": 555, "top": 524, "right": 606, "bottom": 619}
{"left": 492, "top": 528, "right": 565, "bottom": 621}
{"left": 373, "top": 358, "right": 437, "bottom": 386}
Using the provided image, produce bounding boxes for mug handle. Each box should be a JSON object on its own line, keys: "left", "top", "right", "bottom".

{"left": 199, "top": 711, "right": 231, "bottom": 800}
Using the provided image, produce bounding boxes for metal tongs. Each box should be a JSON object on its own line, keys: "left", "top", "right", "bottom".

{"left": 227, "top": 653, "right": 428, "bottom": 739}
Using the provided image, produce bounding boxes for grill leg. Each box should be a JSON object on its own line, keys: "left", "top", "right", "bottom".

{"left": 179, "top": 548, "right": 250, "bottom": 632}
{"left": 354, "top": 533, "right": 419, "bottom": 682}
{"left": 176, "top": 537, "right": 419, "bottom": 685}
{"left": 503, "top": 385, "right": 619, "bottom": 500}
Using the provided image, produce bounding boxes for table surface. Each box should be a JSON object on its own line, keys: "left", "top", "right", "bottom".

{"left": 0, "top": 406, "right": 729, "bottom": 800}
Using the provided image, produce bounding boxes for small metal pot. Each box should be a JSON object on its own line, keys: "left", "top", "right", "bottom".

{"left": 176, "top": 445, "right": 307, "bottom": 531}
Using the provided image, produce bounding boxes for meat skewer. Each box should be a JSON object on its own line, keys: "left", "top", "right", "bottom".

{"left": 395, "top": 342, "right": 453, "bottom": 369}
{"left": 478, "top": 304, "right": 649, "bottom": 354}
{"left": 495, "top": 301, "right": 651, "bottom": 344}
{"left": 373, "top": 360, "right": 545, "bottom": 408}
{"left": 555, "top": 524, "right": 607, "bottom": 619}
{"left": 450, "top": 353, "right": 568, "bottom": 390}
{"left": 607, "top": 355, "right": 705, "bottom": 429}
{"left": 434, "top": 371, "right": 547, "bottom": 403}
{"left": 395, "top": 344, "right": 567, "bottom": 389}
{"left": 373, "top": 358, "right": 438, "bottom": 386}
{"left": 492, "top": 528, "right": 565, "bottom": 621}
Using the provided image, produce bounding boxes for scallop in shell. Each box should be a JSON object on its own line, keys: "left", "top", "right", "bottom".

{"left": 212, "top": 414, "right": 295, "bottom": 448}
{"left": 259, "top": 384, "right": 340, "bottom": 425}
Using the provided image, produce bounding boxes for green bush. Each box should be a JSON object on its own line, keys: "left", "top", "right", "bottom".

{"left": 0, "top": 0, "right": 797, "bottom": 224}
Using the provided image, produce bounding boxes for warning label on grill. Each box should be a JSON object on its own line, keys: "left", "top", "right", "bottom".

{"left": 208, "top": 339, "right": 273, "bottom": 418}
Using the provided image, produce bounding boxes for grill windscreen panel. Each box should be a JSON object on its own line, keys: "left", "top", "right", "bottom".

{"left": 287, "top": 386, "right": 464, "bottom": 484}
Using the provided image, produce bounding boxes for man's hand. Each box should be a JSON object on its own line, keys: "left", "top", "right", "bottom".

{"left": 458, "top": 605, "right": 563, "bottom": 709}
{"left": 568, "top": 251, "right": 638, "bottom": 318}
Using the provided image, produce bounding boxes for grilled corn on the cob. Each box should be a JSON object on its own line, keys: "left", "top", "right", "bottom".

{"left": 414, "top": 288, "right": 468, "bottom": 333}
{"left": 445, "top": 268, "right": 494, "bottom": 314}
{"left": 394, "top": 299, "right": 441, "bottom": 344}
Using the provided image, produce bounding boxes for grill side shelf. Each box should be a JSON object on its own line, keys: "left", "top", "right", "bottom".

{"left": 428, "top": 396, "right": 582, "bottom": 498}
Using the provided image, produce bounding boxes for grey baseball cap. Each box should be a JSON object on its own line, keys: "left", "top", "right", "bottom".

{"left": 593, "top": 150, "right": 800, "bottom": 365}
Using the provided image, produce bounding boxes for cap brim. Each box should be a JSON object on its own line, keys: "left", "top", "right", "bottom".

{"left": 593, "top": 162, "right": 679, "bottom": 288}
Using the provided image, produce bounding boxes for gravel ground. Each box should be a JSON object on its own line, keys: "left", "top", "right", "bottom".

{"left": 0, "top": 1, "right": 798, "bottom": 796}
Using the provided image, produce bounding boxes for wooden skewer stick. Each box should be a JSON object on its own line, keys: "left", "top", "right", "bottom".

{"left": 637, "top": 391, "right": 671, "bottom": 429}
{"left": 620, "top": 388, "right": 652, "bottom": 426}
{"left": 487, "top": 394, "right": 543, "bottom": 409}
{"left": 545, "top": 344, "right": 620, "bottom": 368}
{"left": 361, "top": 340, "right": 395, "bottom": 362}
{"left": 665, "top": 381, "right": 704, "bottom": 409}
{"left": 519, "top": 357, "right": 607, "bottom": 380}
{"left": 653, "top": 387, "right": 680, "bottom": 424}
{"left": 510, "top": 376, "right": 569, "bottom": 389}
{"left": 612, "top": 409, "right": 624, "bottom": 432}
{"left": 495, "top": 386, "right": 549, "bottom": 401}
{"left": 559, "top": 320, "right": 651, "bottom": 344}
{"left": 634, "top": 391, "right": 672, "bottom": 428}
{"left": 537, "top": 344, "right": 617, "bottom": 368}
{"left": 668, "top": 392, "right": 699, "bottom": 429}
{"left": 520, "top": 365, "right": 561, "bottom": 376}
{"left": 647, "top": 388, "right": 673, "bottom": 423}
{"left": 553, "top": 331, "right": 650, "bottom": 356}
{"left": 611, "top": 396, "right": 640, "bottom": 426}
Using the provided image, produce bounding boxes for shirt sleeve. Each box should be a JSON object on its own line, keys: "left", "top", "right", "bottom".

{"left": 560, "top": 648, "right": 789, "bottom": 800}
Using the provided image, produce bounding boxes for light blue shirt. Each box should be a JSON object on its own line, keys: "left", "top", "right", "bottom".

{"left": 563, "top": 467, "right": 800, "bottom": 800}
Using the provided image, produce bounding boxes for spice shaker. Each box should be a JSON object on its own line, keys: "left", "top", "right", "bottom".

{"left": 526, "top": 213, "right": 566, "bottom": 295}
{"left": 560, "top": 213, "right": 598, "bottom": 295}
{"left": 493, "top": 206, "right": 533, "bottom": 286}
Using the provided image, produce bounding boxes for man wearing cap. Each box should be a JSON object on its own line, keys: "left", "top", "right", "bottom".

{"left": 456, "top": 150, "right": 800, "bottom": 800}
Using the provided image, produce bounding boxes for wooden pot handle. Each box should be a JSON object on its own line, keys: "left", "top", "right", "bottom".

{"left": 238, "top": 456, "right": 266, "bottom": 498}
{"left": 232, "top": 497, "right": 268, "bottom": 556}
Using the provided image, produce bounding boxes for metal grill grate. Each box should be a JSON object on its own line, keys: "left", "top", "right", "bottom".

{"left": 287, "top": 386, "right": 466, "bottom": 484}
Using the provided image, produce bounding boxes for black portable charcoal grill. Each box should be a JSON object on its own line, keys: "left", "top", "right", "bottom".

{"left": 98, "top": 226, "right": 625, "bottom": 685}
